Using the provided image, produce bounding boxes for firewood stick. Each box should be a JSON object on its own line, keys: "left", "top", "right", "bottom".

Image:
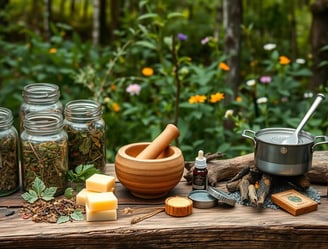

{"left": 228, "top": 166, "right": 250, "bottom": 183}
{"left": 226, "top": 179, "right": 241, "bottom": 192}
{"left": 248, "top": 184, "right": 258, "bottom": 207}
{"left": 239, "top": 177, "right": 250, "bottom": 203}
{"left": 257, "top": 174, "right": 272, "bottom": 208}
{"left": 288, "top": 175, "right": 311, "bottom": 189}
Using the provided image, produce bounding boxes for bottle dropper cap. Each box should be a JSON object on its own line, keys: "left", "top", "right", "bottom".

{"left": 195, "top": 150, "right": 207, "bottom": 169}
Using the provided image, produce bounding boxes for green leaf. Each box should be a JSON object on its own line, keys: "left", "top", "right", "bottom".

{"left": 138, "top": 13, "right": 159, "bottom": 21}
{"left": 70, "top": 210, "right": 84, "bottom": 221}
{"left": 64, "top": 187, "right": 74, "bottom": 199}
{"left": 167, "top": 12, "right": 185, "bottom": 19}
{"left": 21, "top": 190, "right": 38, "bottom": 204}
{"left": 134, "top": 41, "right": 157, "bottom": 50}
{"left": 57, "top": 216, "right": 70, "bottom": 224}
{"left": 32, "top": 177, "right": 46, "bottom": 196}
{"left": 41, "top": 187, "right": 57, "bottom": 201}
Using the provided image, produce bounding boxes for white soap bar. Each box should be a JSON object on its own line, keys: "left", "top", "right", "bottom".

{"left": 86, "top": 174, "right": 116, "bottom": 192}
{"left": 86, "top": 192, "right": 118, "bottom": 211}
{"left": 86, "top": 205, "right": 117, "bottom": 222}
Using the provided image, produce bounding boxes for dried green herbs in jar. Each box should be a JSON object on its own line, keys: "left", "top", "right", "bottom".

{"left": 64, "top": 100, "right": 105, "bottom": 172}
{"left": 0, "top": 107, "right": 20, "bottom": 197}
{"left": 21, "top": 112, "right": 68, "bottom": 196}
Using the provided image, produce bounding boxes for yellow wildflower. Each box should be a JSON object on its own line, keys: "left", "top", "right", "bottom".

{"left": 218, "top": 62, "right": 230, "bottom": 71}
{"left": 279, "top": 56, "right": 291, "bottom": 65}
{"left": 49, "top": 48, "right": 57, "bottom": 54}
{"left": 209, "top": 92, "right": 224, "bottom": 103}
{"left": 111, "top": 102, "right": 120, "bottom": 112}
{"left": 188, "top": 95, "right": 207, "bottom": 104}
{"left": 142, "top": 67, "right": 154, "bottom": 76}
{"left": 236, "top": 96, "right": 242, "bottom": 102}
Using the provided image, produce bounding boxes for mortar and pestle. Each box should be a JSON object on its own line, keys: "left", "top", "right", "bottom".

{"left": 114, "top": 124, "right": 185, "bottom": 199}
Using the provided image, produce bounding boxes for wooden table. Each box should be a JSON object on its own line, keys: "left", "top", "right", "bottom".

{"left": 1, "top": 164, "right": 328, "bottom": 249}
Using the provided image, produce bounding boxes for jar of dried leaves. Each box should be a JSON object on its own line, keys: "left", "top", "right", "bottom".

{"left": 20, "top": 83, "right": 63, "bottom": 132}
{"left": 21, "top": 112, "right": 68, "bottom": 196}
{"left": 64, "top": 99, "right": 105, "bottom": 172}
{"left": 0, "top": 107, "right": 20, "bottom": 197}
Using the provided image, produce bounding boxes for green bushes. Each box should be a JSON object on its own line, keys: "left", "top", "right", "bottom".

{"left": 1, "top": 1, "right": 327, "bottom": 162}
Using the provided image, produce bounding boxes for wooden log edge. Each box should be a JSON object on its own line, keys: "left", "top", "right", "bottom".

{"left": 184, "top": 151, "right": 328, "bottom": 185}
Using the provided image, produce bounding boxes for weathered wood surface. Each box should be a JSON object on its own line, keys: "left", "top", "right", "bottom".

{"left": 1, "top": 157, "right": 328, "bottom": 249}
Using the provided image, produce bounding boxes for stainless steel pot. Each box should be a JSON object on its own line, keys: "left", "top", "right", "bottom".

{"left": 242, "top": 128, "right": 328, "bottom": 176}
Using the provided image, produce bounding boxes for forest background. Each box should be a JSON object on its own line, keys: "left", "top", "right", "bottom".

{"left": 0, "top": 0, "right": 328, "bottom": 162}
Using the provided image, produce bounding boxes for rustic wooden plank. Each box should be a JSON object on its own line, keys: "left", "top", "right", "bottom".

{"left": 1, "top": 163, "right": 328, "bottom": 248}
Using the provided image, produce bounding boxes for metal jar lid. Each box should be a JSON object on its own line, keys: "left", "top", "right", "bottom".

{"left": 207, "top": 186, "right": 236, "bottom": 207}
{"left": 188, "top": 190, "right": 217, "bottom": 209}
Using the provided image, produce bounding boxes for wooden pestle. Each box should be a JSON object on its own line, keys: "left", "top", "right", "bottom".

{"left": 136, "top": 124, "right": 180, "bottom": 159}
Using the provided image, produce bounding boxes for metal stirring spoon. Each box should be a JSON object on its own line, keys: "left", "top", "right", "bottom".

{"left": 281, "top": 93, "right": 325, "bottom": 144}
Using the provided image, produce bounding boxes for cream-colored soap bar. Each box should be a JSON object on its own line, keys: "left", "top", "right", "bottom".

{"left": 86, "top": 205, "right": 117, "bottom": 222}
{"left": 86, "top": 173, "right": 116, "bottom": 192}
{"left": 76, "top": 188, "right": 95, "bottom": 206}
{"left": 86, "top": 192, "right": 118, "bottom": 211}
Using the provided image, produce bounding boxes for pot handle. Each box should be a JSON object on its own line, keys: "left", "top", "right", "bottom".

{"left": 313, "top": 135, "right": 328, "bottom": 151}
{"left": 242, "top": 130, "right": 256, "bottom": 146}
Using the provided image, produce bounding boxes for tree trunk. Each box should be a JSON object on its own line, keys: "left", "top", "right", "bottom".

{"left": 109, "top": 0, "right": 120, "bottom": 42}
{"left": 310, "top": 0, "right": 328, "bottom": 89}
{"left": 223, "top": 0, "right": 242, "bottom": 101}
{"left": 290, "top": 0, "right": 298, "bottom": 60}
{"left": 99, "top": 0, "right": 107, "bottom": 44}
{"left": 82, "top": 0, "right": 89, "bottom": 21}
{"left": 92, "top": 0, "right": 100, "bottom": 46}
{"left": 43, "top": 0, "right": 52, "bottom": 41}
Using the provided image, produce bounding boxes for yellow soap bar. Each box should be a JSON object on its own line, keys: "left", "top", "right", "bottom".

{"left": 86, "top": 173, "right": 116, "bottom": 192}
{"left": 76, "top": 188, "right": 115, "bottom": 206}
{"left": 86, "top": 205, "right": 117, "bottom": 222}
{"left": 86, "top": 192, "right": 118, "bottom": 211}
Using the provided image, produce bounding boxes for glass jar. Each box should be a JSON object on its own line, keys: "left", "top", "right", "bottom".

{"left": 0, "top": 107, "right": 20, "bottom": 196}
{"left": 20, "top": 83, "right": 63, "bottom": 132}
{"left": 64, "top": 99, "right": 105, "bottom": 172}
{"left": 21, "top": 112, "right": 68, "bottom": 195}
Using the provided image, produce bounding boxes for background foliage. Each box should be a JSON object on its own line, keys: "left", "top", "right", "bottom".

{"left": 0, "top": 0, "right": 327, "bottom": 162}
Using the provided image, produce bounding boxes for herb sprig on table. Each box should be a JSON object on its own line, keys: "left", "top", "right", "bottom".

{"left": 67, "top": 164, "right": 100, "bottom": 192}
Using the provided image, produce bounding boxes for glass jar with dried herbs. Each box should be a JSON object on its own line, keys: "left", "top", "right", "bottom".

{"left": 20, "top": 83, "right": 63, "bottom": 132}
{"left": 64, "top": 99, "right": 105, "bottom": 172}
{"left": 21, "top": 112, "right": 68, "bottom": 196}
{"left": 0, "top": 107, "right": 20, "bottom": 197}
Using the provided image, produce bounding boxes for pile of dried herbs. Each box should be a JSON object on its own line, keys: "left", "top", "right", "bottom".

{"left": 20, "top": 177, "right": 84, "bottom": 224}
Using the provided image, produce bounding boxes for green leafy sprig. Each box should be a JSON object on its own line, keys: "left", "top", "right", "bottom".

{"left": 21, "top": 177, "right": 57, "bottom": 203}
{"left": 67, "top": 164, "right": 100, "bottom": 192}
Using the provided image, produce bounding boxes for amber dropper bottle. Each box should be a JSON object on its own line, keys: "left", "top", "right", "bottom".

{"left": 192, "top": 150, "right": 208, "bottom": 190}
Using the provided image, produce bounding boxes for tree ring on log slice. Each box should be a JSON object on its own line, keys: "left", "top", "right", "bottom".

{"left": 165, "top": 196, "right": 193, "bottom": 217}
{"left": 188, "top": 190, "right": 217, "bottom": 209}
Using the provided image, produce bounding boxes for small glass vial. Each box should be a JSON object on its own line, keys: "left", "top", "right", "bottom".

{"left": 192, "top": 150, "right": 208, "bottom": 190}
{"left": 21, "top": 112, "right": 68, "bottom": 196}
{"left": 20, "top": 83, "right": 63, "bottom": 132}
{"left": 64, "top": 99, "right": 105, "bottom": 172}
{"left": 0, "top": 107, "right": 20, "bottom": 196}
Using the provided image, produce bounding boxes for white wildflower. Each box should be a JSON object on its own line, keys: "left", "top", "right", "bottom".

{"left": 263, "top": 43, "right": 276, "bottom": 51}
{"left": 257, "top": 97, "right": 268, "bottom": 104}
